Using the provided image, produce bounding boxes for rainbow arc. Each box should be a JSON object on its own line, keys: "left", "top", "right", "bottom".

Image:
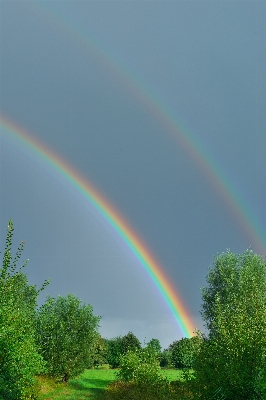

{"left": 0, "top": 114, "right": 195, "bottom": 338}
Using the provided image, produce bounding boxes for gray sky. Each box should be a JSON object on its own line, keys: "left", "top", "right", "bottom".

{"left": 1, "top": 1, "right": 265, "bottom": 349}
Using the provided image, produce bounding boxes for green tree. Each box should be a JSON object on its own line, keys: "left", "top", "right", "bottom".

{"left": 106, "top": 337, "right": 123, "bottom": 368}
{"left": 146, "top": 338, "right": 162, "bottom": 354}
{"left": 160, "top": 349, "right": 173, "bottom": 369}
{"left": 88, "top": 334, "right": 108, "bottom": 368}
{"left": 0, "top": 220, "right": 47, "bottom": 400}
{"left": 36, "top": 294, "right": 100, "bottom": 382}
{"left": 121, "top": 331, "right": 141, "bottom": 355}
{"left": 193, "top": 250, "right": 266, "bottom": 400}
{"left": 106, "top": 332, "right": 141, "bottom": 368}
{"left": 169, "top": 337, "right": 200, "bottom": 369}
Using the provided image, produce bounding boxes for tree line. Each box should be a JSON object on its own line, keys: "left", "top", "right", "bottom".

{"left": 1, "top": 220, "right": 265, "bottom": 399}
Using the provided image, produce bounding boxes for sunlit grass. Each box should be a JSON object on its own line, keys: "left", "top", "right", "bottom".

{"left": 37, "top": 369, "right": 117, "bottom": 399}
{"left": 161, "top": 368, "right": 185, "bottom": 381}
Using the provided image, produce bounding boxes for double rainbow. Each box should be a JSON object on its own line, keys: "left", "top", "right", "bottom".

{"left": 26, "top": 1, "right": 266, "bottom": 255}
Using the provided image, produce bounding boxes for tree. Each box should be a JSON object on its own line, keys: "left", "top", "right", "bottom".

{"left": 106, "top": 332, "right": 141, "bottom": 369}
{"left": 106, "top": 337, "right": 123, "bottom": 368}
{"left": 169, "top": 337, "right": 200, "bottom": 369}
{"left": 121, "top": 331, "right": 141, "bottom": 355}
{"left": 160, "top": 349, "right": 173, "bottom": 369}
{"left": 146, "top": 338, "right": 162, "bottom": 354}
{"left": 0, "top": 220, "right": 47, "bottom": 399}
{"left": 36, "top": 294, "right": 100, "bottom": 382}
{"left": 193, "top": 250, "right": 266, "bottom": 400}
{"left": 88, "top": 334, "right": 108, "bottom": 368}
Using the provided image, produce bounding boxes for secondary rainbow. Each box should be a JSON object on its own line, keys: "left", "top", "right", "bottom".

{"left": 27, "top": 1, "right": 266, "bottom": 254}
{"left": 0, "top": 114, "right": 195, "bottom": 338}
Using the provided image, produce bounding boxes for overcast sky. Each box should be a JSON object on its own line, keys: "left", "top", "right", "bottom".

{"left": 1, "top": 1, "right": 265, "bottom": 349}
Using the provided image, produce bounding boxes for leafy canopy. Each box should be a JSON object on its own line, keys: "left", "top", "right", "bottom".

{"left": 193, "top": 250, "right": 266, "bottom": 400}
{"left": 169, "top": 336, "right": 201, "bottom": 369}
{"left": 36, "top": 293, "right": 100, "bottom": 382}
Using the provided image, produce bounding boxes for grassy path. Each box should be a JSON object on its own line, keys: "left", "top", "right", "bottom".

{"left": 38, "top": 369, "right": 183, "bottom": 399}
{"left": 38, "top": 370, "right": 117, "bottom": 399}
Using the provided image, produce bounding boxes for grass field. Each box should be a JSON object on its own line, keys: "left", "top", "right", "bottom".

{"left": 38, "top": 369, "right": 183, "bottom": 399}
{"left": 38, "top": 370, "right": 117, "bottom": 399}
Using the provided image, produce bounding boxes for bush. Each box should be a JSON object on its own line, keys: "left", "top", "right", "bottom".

{"left": 117, "top": 346, "right": 167, "bottom": 386}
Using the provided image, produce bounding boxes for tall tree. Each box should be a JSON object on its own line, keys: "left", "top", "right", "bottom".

{"left": 0, "top": 220, "right": 47, "bottom": 399}
{"left": 193, "top": 250, "right": 266, "bottom": 400}
{"left": 36, "top": 294, "right": 100, "bottom": 382}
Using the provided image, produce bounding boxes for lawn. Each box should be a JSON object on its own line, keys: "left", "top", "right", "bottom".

{"left": 162, "top": 369, "right": 185, "bottom": 381}
{"left": 38, "top": 369, "right": 183, "bottom": 399}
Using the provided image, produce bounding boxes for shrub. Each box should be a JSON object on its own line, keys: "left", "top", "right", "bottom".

{"left": 117, "top": 346, "right": 165, "bottom": 385}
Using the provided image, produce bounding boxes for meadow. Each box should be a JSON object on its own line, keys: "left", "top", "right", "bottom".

{"left": 38, "top": 368, "right": 184, "bottom": 399}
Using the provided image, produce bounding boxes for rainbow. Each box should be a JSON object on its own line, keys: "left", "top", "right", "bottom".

{"left": 26, "top": 1, "right": 266, "bottom": 255}
{"left": 0, "top": 114, "right": 195, "bottom": 338}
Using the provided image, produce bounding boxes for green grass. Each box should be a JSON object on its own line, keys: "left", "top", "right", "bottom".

{"left": 161, "top": 369, "right": 185, "bottom": 381}
{"left": 38, "top": 369, "right": 117, "bottom": 399}
{"left": 37, "top": 369, "right": 183, "bottom": 399}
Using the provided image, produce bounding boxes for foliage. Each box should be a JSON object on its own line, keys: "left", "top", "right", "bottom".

{"left": 193, "top": 250, "right": 266, "bottom": 400}
{"left": 36, "top": 293, "right": 100, "bottom": 382}
{"left": 0, "top": 220, "right": 47, "bottom": 400}
{"left": 121, "top": 331, "right": 141, "bottom": 355}
{"left": 169, "top": 336, "right": 201, "bottom": 369}
{"left": 117, "top": 345, "right": 166, "bottom": 385}
{"left": 160, "top": 349, "right": 173, "bottom": 368}
{"left": 106, "top": 336, "right": 123, "bottom": 368}
{"left": 106, "top": 332, "right": 141, "bottom": 369}
{"left": 88, "top": 334, "right": 108, "bottom": 368}
{"left": 146, "top": 338, "right": 162, "bottom": 354}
